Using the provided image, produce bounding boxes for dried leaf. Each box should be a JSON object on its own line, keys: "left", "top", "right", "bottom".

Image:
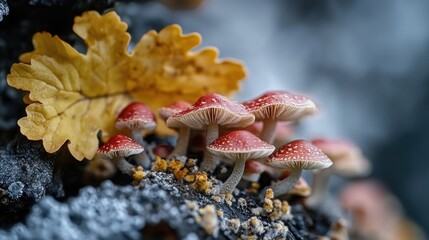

{"left": 8, "top": 11, "right": 246, "bottom": 160}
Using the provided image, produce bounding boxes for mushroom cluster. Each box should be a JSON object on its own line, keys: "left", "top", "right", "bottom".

{"left": 90, "top": 101, "right": 158, "bottom": 176}
{"left": 167, "top": 93, "right": 254, "bottom": 172}
{"left": 91, "top": 90, "right": 371, "bottom": 213}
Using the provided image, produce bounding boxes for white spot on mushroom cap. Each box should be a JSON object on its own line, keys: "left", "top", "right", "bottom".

{"left": 267, "top": 140, "right": 332, "bottom": 170}
{"left": 159, "top": 101, "right": 192, "bottom": 120}
{"left": 241, "top": 90, "right": 318, "bottom": 121}
{"left": 96, "top": 134, "right": 144, "bottom": 159}
{"left": 207, "top": 130, "right": 275, "bottom": 161}
{"left": 116, "top": 102, "right": 156, "bottom": 130}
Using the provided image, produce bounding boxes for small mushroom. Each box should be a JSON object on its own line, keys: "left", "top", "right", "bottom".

{"left": 340, "top": 181, "right": 408, "bottom": 240}
{"left": 95, "top": 134, "right": 146, "bottom": 175}
{"left": 279, "top": 170, "right": 312, "bottom": 198}
{"left": 242, "top": 91, "right": 317, "bottom": 144}
{"left": 167, "top": 93, "right": 255, "bottom": 172}
{"left": 152, "top": 144, "right": 173, "bottom": 159}
{"left": 243, "top": 122, "right": 295, "bottom": 147}
{"left": 265, "top": 140, "right": 332, "bottom": 198}
{"left": 242, "top": 160, "right": 266, "bottom": 182}
{"left": 160, "top": 101, "right": 192, "bottom": 157}
{"left": 306, "top": 139, "right": 371, "bottom": 208}
{"left": 207, "top": 130, "right": 275, "bottom": 194}
{"left": 237, "top": 160, "right": 270, "bottom": 189}
{"left": 116, "top": 102, "right": 157, "bottom": 145}
{"left": 272, "top": 122, "right": 295, "bottom": 147}
{"left": 289, "top": 177, "right": 312, "bottom": 197}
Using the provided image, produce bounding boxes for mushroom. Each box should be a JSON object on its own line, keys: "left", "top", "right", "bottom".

{"left": 242, "top": 160, "right": 266, "bottom": 182}
{"left": 306, "top": 138, "right": 371, "bottom": 208}
{"left": 278, "top": 170, "right": 312, "bottom": 198}
{"left": 272, "top": 122, "right": 295, "bottom": 147}
{"left": 116, "top": 102, "right": 157, "bottom": 145}
{"left": 152, "top": 144, "right": 174, "bottom": 159}
{"left": 238, "top": 160, "right": 275, "bottom": 189}
{"left": 340, "top": 181, "right": 411, "bottom": 240}
{"left": 84, "top": 157, "right": 116, "bottom": 183}
{"left": 207, "top": 130, "right": 275, "bottom": 194}
{"left": 242, "top": 91, "right": 317, "bottom": 144}
{"left": 289, "top": 177, "right": 312, "bottom": 197}
{"left": 265, "top": 140, "right": 332, "bottom": 198}
{"left": 159, "top": 101, "right": 192, "bottom": 157}
{"left": 167, "top": 93, "right": 255, "bottom": 172}
{"left": 95, "top": 134, "right": 147, "bottom": 175}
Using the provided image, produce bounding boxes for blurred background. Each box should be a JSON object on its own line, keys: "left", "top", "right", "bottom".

{"left": 1, "top": 0, "right": 428, "bottom": 238}
{"left": 116, "top": 0, "right": 429, "bottom": 236}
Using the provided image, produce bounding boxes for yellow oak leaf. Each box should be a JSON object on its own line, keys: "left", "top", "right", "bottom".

{"left": 7, "top": 10, "right": 246, "bottom": 160}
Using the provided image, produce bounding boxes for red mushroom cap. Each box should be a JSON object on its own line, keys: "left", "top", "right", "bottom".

{"left": 152, "top": 144, "right": 173, "bottom": 158}
{"left": 159, "top": 100, "right": 192, "bottom": 121}
{"left": 242, "top": 90, "right": 317, "bottom": 121}
{"left": 167, "top": 93, "right": 255, "bottom": 130}
{"left": 96, "top": 134, "right": 144, "bottom": 159}
{"left": 116, "top": 102, "right": 157, "bottom": 130}
{"left": 312, "top": 139, "right": 355, "bottom": 160}
{"left": 312, "top": 138, "right": 371, "bottom": 176}
{"left": 242, "top": 160, "right": 266, "bottom": 182}
{"left": 244, "top": 160, "right": 265, "bottom": 174}
{"left": 267, "top": 140, "right": 332, "bottom": 170}
{"left": 207, "top": 130, "right": 275, "bottom": 161}
{"left": 243, "top": 122, "right": 264, "bottom": 136}
{"left": 289, "top": 177, "right": 312, "bottom": 197}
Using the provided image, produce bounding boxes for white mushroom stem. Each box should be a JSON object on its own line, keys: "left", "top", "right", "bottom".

{"left": 221, "top": 158, "right": 247, "bottom": 194}
{"left": 113, "top": 157, "right": 134, "bottom": 175}
{"left": 134, "top": 151, "right": 151, "bottom": 169}
{"left": 305, "top": 170, "right": 331, "bottom": 208}
{"left": 131, "top": 129, "right": 144, "bottom": 145}
{"left": 260, "top": 119, "right": 277, "bottom": 144}
{"left": 200, "top": 122, "right": 219, "bottom": 172}
{"left": 269, "top": 168, "right": 302, "bottom": 198}
{"left": 170, "top": 127, "right": 191, "bottom": 157}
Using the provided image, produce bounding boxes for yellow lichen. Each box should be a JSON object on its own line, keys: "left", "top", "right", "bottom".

{"left": 265, "top": 188, "right": 274, "bottom": 199}
{"left": 268, "top": 199, "right": 283, "bottom": 220}
{"left": 7, "top": 10, "right": 246, "bottom": 160}
{"left": 263, "top": 198, "right": 274, "bottom": 213}
{"left": 132, "top": 166, "right": 145, "bottom": 182}
{"left": 197, "top": 205, "right": 219, "bottom": 237}
{"left": 227, "top": 218, "right": 241, "bottom": 234}
{"left": 152, "top": 156, "right": 168, "bottom": 172}
{"left": 281, "top": 201, "right": 290, "bottom": 214}
{"left": 184, "top": 174, "right": 196, "bottom": 183}
{"left": 185, "top": 200, "right": 199, "bottom": 212}
{"left": 193, "top": 172, "right": 212, "bottom": 194}
{"left": 212, "top": 195, "right": 222, "bottom": 203}
{"left": 247, "top": 182, "right": 260, "bottom": 194}
{"left": 195, "top": 172, "right": 208, "bottom": 182}
{"left": 173, "top": 167, "right": 189, "bottom": 180}
{"left": 168, "top": 159, "right": 184, "bottom": 172}
{"left": 186, "top": 158, "right": 198, "bottom": 167}
{"left": 216, "top": 209, "right": 224, "bottom": 218}
{"left": 225, "top": 193, "right": 233, "bottom": 201}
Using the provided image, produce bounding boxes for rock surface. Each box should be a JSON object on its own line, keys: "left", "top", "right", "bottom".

{"left": 0, "top": 0, "right": 7, "bottom": 22}
{"left": 0, "top": 135, "right": 62, "bottom": 227}
{"left": 0, "top": 170, "right": 332, "bottom": 239}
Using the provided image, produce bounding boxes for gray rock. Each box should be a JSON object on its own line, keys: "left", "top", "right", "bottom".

{"left": 0, "top": 135, "right": 62, "bottom": 224}
{"left": 0, "top": 0, "right": 8, "bottom": 22}
{"left": 0, "top": 171, "right": 331, "bottom": 239}
{"left": 0, "top": 180, "right": 202, "bottom": 240}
